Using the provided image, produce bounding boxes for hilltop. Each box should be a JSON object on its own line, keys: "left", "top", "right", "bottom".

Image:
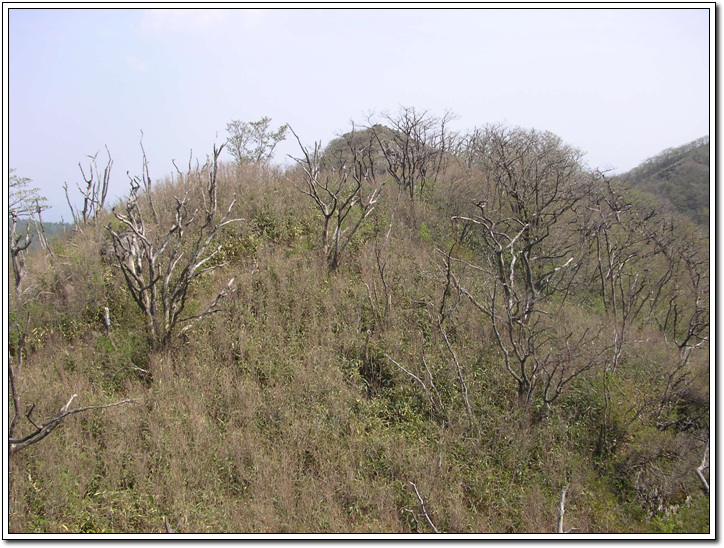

{"left": 7, "top": 115, "right": 710, "bottom": 535}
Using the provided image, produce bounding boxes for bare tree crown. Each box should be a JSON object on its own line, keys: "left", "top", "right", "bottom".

{"left": 107, "top": 140, "right": 242, "bottom": 347}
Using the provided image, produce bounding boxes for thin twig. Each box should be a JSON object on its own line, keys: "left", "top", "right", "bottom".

{"left": 422, "top": 353, "right": 449, "bottom": 423}
{"left": 437, "top": 420, "right": 446, "bottom": 470}
{"left": 384, "top": 354, "right": 427, "bottom": 393}
{"left": 438, "top": 321, "right": 474, "bottom": 430}
{"left": 403, "top": 508, "right": 420, "bottom": 533}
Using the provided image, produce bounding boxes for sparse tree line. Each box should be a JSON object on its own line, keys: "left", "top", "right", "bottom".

{"left": 8, "top": 107, "right": 709, "bottom": 532}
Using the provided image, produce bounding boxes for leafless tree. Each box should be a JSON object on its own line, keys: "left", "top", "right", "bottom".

{"left": 368, "top": 106, "right": 454, "bottom": 202}
{"left": 9, "top": 172, "right": 49, "bottom": 368}
{"left": 9, "top": 212, "right": 33, "bottom": 297}
{"left": 577, "top": 173, "right": 710, "bottom": 463}
{"left": 653, "top": 219, "right": 709, "bottom": 357}
{"left": 8, "top": 169, "right": 140, "bottom": 457}
{"left": 106, "top": 141, "right": 242, "bottom": 347}
{"left": 64, "top": 145, "right": 113, "bottom": 228}
{"left": 582, "top": 176, "right": 678, "bottom": 372}
{"left": 362, "top": 187, "right": 405, "bottom": 330}
{"left": 648, "top": 217, "right": 710, "bottom": 432}
{"left": 288, "top": 124, "right": 385, "bottom": 270}
{"left": 443, "top": 125, "right": 599, "bottom": 409}
{"left": 9, "top": 171, "right": 50, "bottom": 294}
{"left": 434, "top": 253, "right": 476, "bottom": 429}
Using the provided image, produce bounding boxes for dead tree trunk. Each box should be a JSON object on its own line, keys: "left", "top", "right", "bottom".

{"left": 64, "top": 145, "right": 112, "bottom": 228}
{"left": 107, "top": 141, "right": 242, "bottom": 347}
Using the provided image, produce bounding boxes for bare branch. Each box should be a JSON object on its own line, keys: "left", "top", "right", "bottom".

{"left": 164, "top": 516, "right": 182, "bottom": 534}
{"left": 442, "top": 125, "right": 595, "bottom": 408}
{"left": 9, "top": 397, "right": 140, "bottom": 456}
{"left": 438, "top": 320, "right": 474, "bottom": 431}
{"left": 557, "top": 484, "right": 570, "bottom": 533}
{"left": 107, "top": 143, "right": 241, "bottom": 346}
{"left": 178, "top": 276, "right": 237, "bottom": 331}
{"left": 8, "top": 358, "right": 22, "bottom": 439}
{"left": 409, "top": 482, "right": 440, "bottom": 533}
{"left": 695, "top": 441, "right": 710, "bottom": 495}
{"left": 369, "top": 107, "right": 453, "bottom": 201}
{"left": 384, "top": 353, "right": 444, "bottom": 421}
{"left": 287, "top": 124, "right": 385, "bottom": 270}
{"left": 65, "top": 147, "right": 113, "bottom": 226}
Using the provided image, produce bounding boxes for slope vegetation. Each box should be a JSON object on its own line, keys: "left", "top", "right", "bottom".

{"left": 624, "top": 136, "right": 710, "bottom": 227}
{"left": 7, "top": 123, "right": 710, "bottom": 535}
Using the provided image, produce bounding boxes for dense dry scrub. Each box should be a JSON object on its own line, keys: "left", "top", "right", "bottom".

{"left": 7, "top": 125, "right": 709, "bottom": 535}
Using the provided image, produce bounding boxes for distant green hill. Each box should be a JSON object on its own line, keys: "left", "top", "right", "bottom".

{"left": 622, "top": 136, "right": 709, "bottom": 227}
{"left": 10, "top": 219, "right": 71, "bottom": 251}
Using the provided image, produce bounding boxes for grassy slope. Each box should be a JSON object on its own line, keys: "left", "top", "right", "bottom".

{"left": 7, "top": 159, "right": 709, "bottom": 535}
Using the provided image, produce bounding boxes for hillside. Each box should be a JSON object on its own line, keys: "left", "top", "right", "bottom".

{"left": 623, "top": 136, "right": 710, "bottom": 227}
{"left": 7, "top": 119, "right": 710, "bottom": 536}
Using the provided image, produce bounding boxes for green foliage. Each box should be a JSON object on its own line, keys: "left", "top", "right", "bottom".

{"left": 649, "top": 495, "right": 709, "bottom": 534}
{"left": 9, "top": 168, "right": 48, "bottom": 217}
{"left": 417, "top": 222, "right": 432, "bottom": 243}
{"left": 93, "top": 331, "right": 151, "bottom": 392}
{"left": 9, "top": 220, "right": 69, "bottom": 251}
{"left": 624, "top": 136, "right": 709, "bottom": 226}
{"left": 226, "top": 117, "right": 288, "bottom": 166}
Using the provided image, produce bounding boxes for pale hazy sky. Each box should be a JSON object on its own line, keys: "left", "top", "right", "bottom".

{"left": 5, "top": 6, "right": 712, "bottom": 221}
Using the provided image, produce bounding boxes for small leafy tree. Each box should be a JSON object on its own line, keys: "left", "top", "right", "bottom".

{"left": 10, "top": 169, "right": 48, "bottom": 217}
{"left": 225, "top": 116, "right": 288, "bottom": 166}
{"left": 9, "top": 170, "right": 50, "bottom": 296}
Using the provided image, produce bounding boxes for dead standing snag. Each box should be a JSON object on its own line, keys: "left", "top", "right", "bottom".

{"left": 107, "top": 141, "right": 242, "bottom": 347}
{"left": 64, "top": 146, "right": 112, "bottom": 229}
